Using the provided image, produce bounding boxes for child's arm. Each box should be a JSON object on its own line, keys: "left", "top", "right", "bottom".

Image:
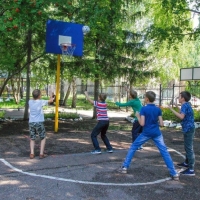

{"left": 158, "top": 116, "right": 164, "bottom": 127}
{"left": 84, "top": 91, "right": 94, "bottom": 105}
{"left": 167, "top": 105, "right": 185, "bottom": 120}
{"left": 135, "top": 111, "right": 145, "bottom": 126}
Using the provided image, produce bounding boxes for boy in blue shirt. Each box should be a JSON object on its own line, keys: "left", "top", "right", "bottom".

{"left": 118, "top": 91, "right": 179, "bottom": 180}
{"left": 168, "top": 91, "right": 195, "bottom": 176}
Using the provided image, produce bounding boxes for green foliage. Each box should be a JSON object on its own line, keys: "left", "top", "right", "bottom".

{"left": 131, "top": 106, "right": 200, "bottom": 122}
{"left": 194, "top": 109, "right": 200, "bottom": 122}
{"left": 44, "top": 112, "right": 79, "bottom": 119}
{"left": 161, "top": 107, "right": 181, "bottom": 122}
{"left": 0, "top": 99, "right": 25, "bottom": 109}
{"left": 0, "top": 110, "right": 5, "bottom": 118}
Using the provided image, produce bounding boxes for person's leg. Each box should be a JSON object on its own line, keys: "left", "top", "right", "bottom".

{"left": 132, "top": 121, "right": 143, "bottom": 150}
{"left": 122, "top": 134, "right": 150, "bottom": 168}
{"left": 40, "top": 138, "right": 46, "bottom": 155}
{"left": 29, "top": 122, "right": 36, "bottom": 158}
{"left": 131, "top": 120, "right": 142, "bottom": 142}
{"left": 91, "top": 122, "right": 102, "bottom": 151}
{"left": 153, "top": 135, "right": 177, "bottom": 176}
{"left": 30, "top": 140, "right": 35, "bottom": 155}
{"left": 100, "top": 121, "right": 112, "bottom": 150}
{"left": 36, "top": 122, "right": 47, "bottom": 157}
{"left": 183, "top": 128, "right": 195, "bottom": 170}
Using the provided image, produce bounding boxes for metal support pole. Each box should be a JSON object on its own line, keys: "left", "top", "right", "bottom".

{"left": 55, "top": 54, "right": 61, "bottom": 132}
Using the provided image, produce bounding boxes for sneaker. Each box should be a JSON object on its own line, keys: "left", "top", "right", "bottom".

{"left": 107, "top": 149, "right": 113, "bottom": 153}
{"left": 177, "top": 162, "right": 189, "bottom": 168}
{"left": 180, "top": 168, "right": 195, "bottom": 176}
{"left": 117, "top": 166, "right": 127, "bottom": 174}
{"left": 91, "top": 150, "right": 101, "bottom": 154}
{"left": 171, "top": 174, "right": 179, "bottom": 181}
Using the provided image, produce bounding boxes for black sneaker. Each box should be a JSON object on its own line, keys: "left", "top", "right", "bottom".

{"left": 180, "top": 168, "right": 195, "bottom": 176}
{"left": 171, "top": 174, "right": 179, "bottom": 181}
{"left": 177, "top": 162, "right": 188, "bottom": 168}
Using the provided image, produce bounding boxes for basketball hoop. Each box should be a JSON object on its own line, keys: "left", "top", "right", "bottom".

{"left": 60, "top": 43, "right": 76, "bottom": 61}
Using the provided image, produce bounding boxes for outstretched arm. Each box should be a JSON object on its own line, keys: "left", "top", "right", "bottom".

{"left": 167, "top": 105, "right": 185, "bottom": 120}
{"left": 48, "top": 96, "right": 54, "bottom": 104}
{"left": 84, "top": 91, "right": 94, "bottom": 105}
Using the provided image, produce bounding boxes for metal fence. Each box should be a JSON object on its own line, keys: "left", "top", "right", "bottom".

{"left": 76, "top": 84, "right": 200, "bottom": 107}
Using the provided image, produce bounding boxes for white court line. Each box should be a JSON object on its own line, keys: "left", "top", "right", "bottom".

{"left": 0, "top": 148, "right": 184, "bottom": 186}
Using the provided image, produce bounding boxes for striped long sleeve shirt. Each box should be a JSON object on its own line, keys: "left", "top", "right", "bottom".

{"left": 94, "top": 101, "right": 109, "bottom": 121}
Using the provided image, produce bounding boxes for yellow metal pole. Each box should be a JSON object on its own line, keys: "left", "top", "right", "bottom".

{"left": 55, "top": 54, "right": 61, "bottom": 132}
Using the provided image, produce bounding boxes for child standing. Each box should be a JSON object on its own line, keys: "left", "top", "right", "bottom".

{"left": 118, "top": 91, "right": 179, "bottom": 181}
{"left": 115, "top": 89, "right": 143, "bottom": 149}
{"left": 29, "top": 89, "right": 53, "bottom": 159}
{"left": 84, "top": 91, "right": 113, "bottom": 154}
{"left": 168, "top": 91, "right": 195, "bottom": 176}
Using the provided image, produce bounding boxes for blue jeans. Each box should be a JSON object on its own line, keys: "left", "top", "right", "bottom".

{"left": 183, "top": 128, "right": 195, "bottom": 170}
{"left": 122, "top": 133, "right": 177, "bottom": 176}
{"left": 91, "top": 120, "right": 112, "bottom": 151}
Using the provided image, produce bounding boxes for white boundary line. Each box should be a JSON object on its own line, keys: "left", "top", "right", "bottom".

{"left": 0, "top": 147, "right": 184, "bottom": 186}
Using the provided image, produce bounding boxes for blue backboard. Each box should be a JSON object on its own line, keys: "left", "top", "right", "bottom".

{"left": 45, "top": 19, "right": 83, "bottom": 56}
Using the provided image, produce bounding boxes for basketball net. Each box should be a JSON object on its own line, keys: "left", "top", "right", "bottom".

{"left": 60, "top": 43, "right": 76, "bottom": 62}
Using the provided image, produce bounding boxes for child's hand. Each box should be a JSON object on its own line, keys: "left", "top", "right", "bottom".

{"left": 167, "top": 104, "right": 173, "bottom": 110}
{"left": 135, "top": 111, "right": 140, "bottom": 117}
{"left": 84, "top": 91, "right": 88, "bottom": 95}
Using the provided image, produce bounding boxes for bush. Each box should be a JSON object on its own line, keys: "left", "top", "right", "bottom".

{"left": 44, "top": 112, "right": 79, "bottom": 119}
{"left": 0, "top": 110, "right": 5, "bottom": 118}
{"left": 130, "top": 107, "right": 200, "bottom": 122}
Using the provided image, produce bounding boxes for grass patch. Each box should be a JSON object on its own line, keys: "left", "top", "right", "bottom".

{"left": 0, "top": 110, "right": 5, "bottom": 118}
{"left": 0, "top": 96, "right": 119, "bottom": 110}
{"left": 109, "top": 124, "right": 132, "bottom": 131}
{"left": 44, "top": 112, "right": 80, "bottom": 119}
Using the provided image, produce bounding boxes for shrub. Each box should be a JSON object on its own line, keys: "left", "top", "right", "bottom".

{"left": 0, "top": 110, "right": 5, "bottom": 118}
{"left": 44, "top": 112, "right": 79, "bottom": 119}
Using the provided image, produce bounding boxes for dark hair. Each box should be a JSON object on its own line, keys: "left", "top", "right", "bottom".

{"left": 32, "top": 89, "right": 41, "bottom": 99}
{"left": 145, "top": 91, "right": 156, "bottom": 102}
{"left": 180, "top": 91, "right": 191, "bottom": 102}
{"left": 130, "top": 89, "right": 137, "bottom": 99}
{"left": 99, "top": 93, "right": 107, "bottom": 101}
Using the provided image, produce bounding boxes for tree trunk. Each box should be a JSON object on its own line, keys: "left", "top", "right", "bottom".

{"left": 59, "top": 65, "right": 64, "bottom": 105}
{"left": 63, "top": 82, "right": 72, "bottom": 106}
{"left": 24, "top": 29, "right": 32, "bottom": 120}
{"left": 93, "top": 75, "right": 99, "bottom": 119}
{"left": 71, "top": 77, "right": 77, "bottom": 108}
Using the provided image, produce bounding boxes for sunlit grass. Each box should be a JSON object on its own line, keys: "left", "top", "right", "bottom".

{"left": 0, "top": 95, "right": 119, "bottom": 110}
{"left": 0, "top": 110, "right": 5, "bottom": 118}
{"left": 44, "top": 112, "right": 80, "bottom": 119}
{"left": 109, "top": 124, "right": 132, "bottom": 131}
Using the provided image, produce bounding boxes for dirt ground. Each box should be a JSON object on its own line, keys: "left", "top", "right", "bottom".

{"left": 0, "top": 118, "right": 200, "bottom": 160}
{"left": 1, "top": 118, "right": 200, "bottom": 200}
{"left": 0, "top": 118, "right": 133, "bottom": 158}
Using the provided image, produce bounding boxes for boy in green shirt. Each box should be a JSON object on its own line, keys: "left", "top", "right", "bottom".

{"left": 116, "top": 89, "right": 143, "bottom": 149}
